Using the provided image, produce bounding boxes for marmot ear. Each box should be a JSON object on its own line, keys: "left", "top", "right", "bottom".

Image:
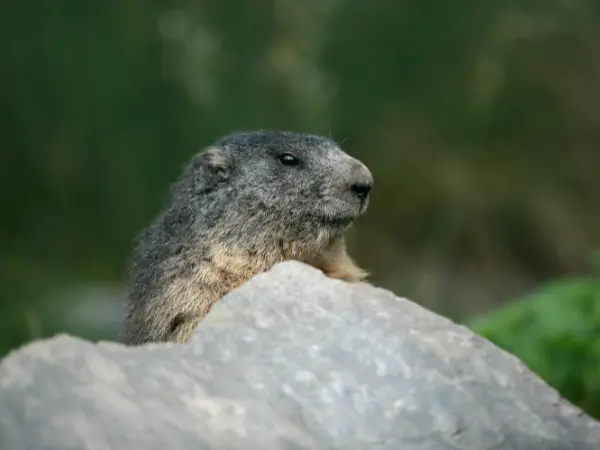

{"left": 192, "top": 146, "right": 233, "bottom": 182}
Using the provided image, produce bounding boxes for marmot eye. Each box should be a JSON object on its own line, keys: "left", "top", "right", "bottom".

{"left": 278, "top": 153, "right": 300, "bottom": 166}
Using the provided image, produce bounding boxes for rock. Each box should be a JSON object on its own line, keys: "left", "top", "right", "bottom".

{"left": 0, "top": 261, "right": 599, "bottom": 450}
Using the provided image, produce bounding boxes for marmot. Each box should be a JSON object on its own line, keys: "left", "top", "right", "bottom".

{"left": 120, "top": 130, "right": 373, "bottom": 345}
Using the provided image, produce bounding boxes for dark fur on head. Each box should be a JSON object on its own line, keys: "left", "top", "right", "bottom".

{"left": 121, "top": 130, "right": 373, "bottom": 345}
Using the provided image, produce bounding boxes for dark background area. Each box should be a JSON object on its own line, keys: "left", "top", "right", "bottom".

{"left": 1, "top": 0, "right": 599, "bottom": 417}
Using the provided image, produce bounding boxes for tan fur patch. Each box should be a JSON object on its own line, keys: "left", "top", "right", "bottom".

{"left": 150, "top": 235, "right": 367, "bottom": 344}
{"left": 307, "top": 237, "right": 368, "bottom": 282}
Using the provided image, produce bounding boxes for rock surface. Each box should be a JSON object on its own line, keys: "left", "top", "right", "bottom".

{"left": 1, "top": 261, "right": 599, "bottom": 450}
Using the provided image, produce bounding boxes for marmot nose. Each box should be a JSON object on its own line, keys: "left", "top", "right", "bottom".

{"left": 351, "top": 181, "right": 372, "bottom": 199}
{"left": 350, "top": 163, "right": 373, "bottom": 200}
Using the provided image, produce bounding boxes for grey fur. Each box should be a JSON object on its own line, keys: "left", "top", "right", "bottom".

{"left": 121, "top": 130, "right": 373, "bottom": 345}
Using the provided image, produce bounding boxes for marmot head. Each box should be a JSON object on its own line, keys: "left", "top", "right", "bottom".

{"left": 173, "top": 130, "right": 373, "bottom": 252}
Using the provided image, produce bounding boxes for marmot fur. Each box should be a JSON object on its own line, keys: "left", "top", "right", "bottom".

{"left": 121, "top": 130, "right": 373, "bottom": 345}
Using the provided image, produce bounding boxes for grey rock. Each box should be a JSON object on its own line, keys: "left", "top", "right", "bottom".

{"left": 0, "top": 261, "right": 599, "bottom": 450}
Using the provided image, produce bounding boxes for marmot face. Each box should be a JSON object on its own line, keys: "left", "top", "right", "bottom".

{"left": 122, "top": 130, "right": 373, "bottom": 345}
{"left": 188, "top": 130, "right": 373, "bottom": 247}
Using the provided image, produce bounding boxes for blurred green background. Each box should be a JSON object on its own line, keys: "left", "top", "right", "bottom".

{"left": 1, "top": 1, "right": 599, "bottom": 417}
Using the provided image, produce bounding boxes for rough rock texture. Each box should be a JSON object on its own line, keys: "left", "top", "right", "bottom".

{"left": 1, "top": 261, "right": 599, "bottom": 450}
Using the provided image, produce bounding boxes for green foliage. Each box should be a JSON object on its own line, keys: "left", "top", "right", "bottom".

{"left": 468, "top": 276, "right": 600, "bottom": 419}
